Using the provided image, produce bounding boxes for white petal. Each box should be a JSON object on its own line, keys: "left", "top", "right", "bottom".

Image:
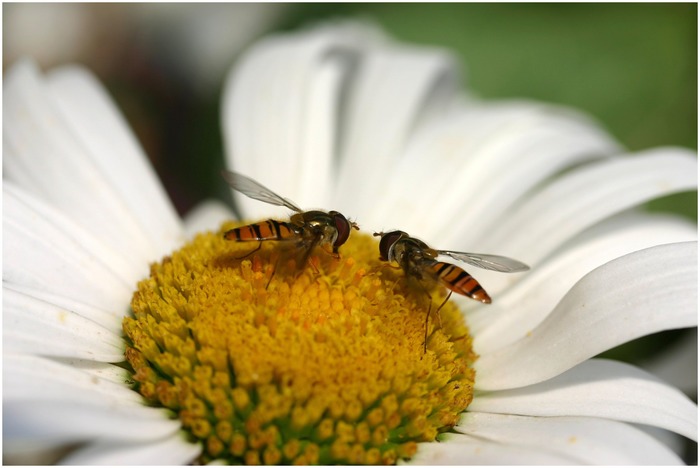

{"left": 5, "top": 354, "right": 141, "bottom": 404}
{"left": 470, "top": 358, "right": 697, "bottom": 441}
{"left": 59, "top": 431, "right": 201, "bottom": 465}
{"left": 183, "top": 200, "right": 235, "bottom": 239}
{"left": 222, "top": 23, "right": 372, "bottom": 217}
{"left": 5, "top": 400, "right": 179, "bottom": 449}
{"left": 332, "top": 45, "right": 460, "bottom": 221}
{"left": 480, "top": 148, "right": 698, "bottom": 265}
{"left": 4, "top": 184, "right": 135, "bottom": 321}
{"left": 222, "top": 23, "right": 461, "bottom": 222}
{"left": 4, "top": 287, "right": 125, "bottom": 361}
{"left": 475, "top": 242, "right": 697, "bottom": 391}
{"left": 3, "top": 60, "right": 183, "bottom": 262}
{"left": 380, "top": 101, "right": 620, "bottom": 244}
{"left": 4, "top": 355, "right": 180, "bottom": 445}
{"left": 3, "top": 282, "right": 123, "bottom": 335}
{"left": 470, "top": 212, "right": 697, "bottom": 351}
{"left": 50, "top": 357, "right": 133, "bottom": 385}
{"left": 4, "top": 182, "right": 143, "bottom": 284}
{"left": 46, "top": 66, "right": 184, "bottom": 256}
{"left": 407, "top": 432, "right": 576, "bottom": 465}
{"left": 454, "top": 412, "right": 683, "bottom": 465}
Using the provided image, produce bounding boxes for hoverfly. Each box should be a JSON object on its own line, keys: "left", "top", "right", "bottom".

{"left": 374, "top": 230, "right": 529, "bottom": 351}
{"left": 222, "top": 170, "right": 359, "bottom": 267}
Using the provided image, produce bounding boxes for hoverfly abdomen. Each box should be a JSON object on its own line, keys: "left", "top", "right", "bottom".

{"left": 431, "top": 261, "right": 491, "bottom": 304}
{"left": 223, "top": 219, "right": 297, "bottom": 242}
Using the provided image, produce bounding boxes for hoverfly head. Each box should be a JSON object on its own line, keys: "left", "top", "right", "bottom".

{"left": 329, "top": 211, "right": 355, "bottom": 252}
{"left": 374, "top": 230, "right": 407, "bottom": 262}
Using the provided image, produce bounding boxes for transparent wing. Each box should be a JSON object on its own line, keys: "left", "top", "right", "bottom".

{"left": 438, "top": 250, "right": 530, "bottom": 273}
{"left": 221, "top": 170, "right": 302, "bottom": 212}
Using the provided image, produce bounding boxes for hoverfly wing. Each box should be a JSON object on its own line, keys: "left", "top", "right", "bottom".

{"left": 221, "top": 170, "right": 303, "bottom": 213}
{"left": 438, "top": 251, "right": 530, "bottom": 273}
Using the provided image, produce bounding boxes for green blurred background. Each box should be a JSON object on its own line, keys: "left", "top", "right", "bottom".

{"left": 3, "top": 3, "right": 697, "bottom": 462}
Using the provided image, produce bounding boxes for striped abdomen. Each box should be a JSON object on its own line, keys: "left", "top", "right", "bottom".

{"left": 431, "top": 261, "right": 492, "bottom": 303}
{"left": 224, "top": 220, "right": 297, "bottom": 242}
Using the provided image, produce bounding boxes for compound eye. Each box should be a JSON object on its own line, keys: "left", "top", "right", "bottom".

{"left": 331, "top": 212, "right": 351, "bottom": 248}
{"left": 378, "top": 230, "right": 404, "bottom": 261}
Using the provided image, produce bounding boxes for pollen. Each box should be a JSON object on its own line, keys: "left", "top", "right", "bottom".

{"left": 123, "top": 221, "right": 477, "bottom": 464}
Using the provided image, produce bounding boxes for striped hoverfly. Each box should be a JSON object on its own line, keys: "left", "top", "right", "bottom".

{"left": 374, "top": 230, "right": 529, "bottom": 351}
{"left": 222, "top": 170, "right": 359, "bottom": 266}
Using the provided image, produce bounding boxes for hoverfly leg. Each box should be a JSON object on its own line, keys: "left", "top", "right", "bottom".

{"left": 308, "top": 255, "right": 321, "bottom": 275}
{"left": 379, "top": 263, "right": 402, "bottom": 271}
{"left": 298, "top": 248, "right": 314, "bottom": 274}
{"left": 367, "top": 262, "right": 402, "bottom": 282}
{"left": 434, "top": 290, "right": 452, "bottom": 330}
{"left": 423, "top": 290, "right": 453, "bottom": 353}
{"left": 298, "top": 235, "right": 322, "bottom": 273}
{"left": 416, "top": 284, "right": 434, "bottom": 354}
{"left": 265, "top": 256, "right": 278, "bottom": 290}
{"left": 424, "top": 300, "right": 432, "bottom": 354}
{"left": 235, "top": 241, "right": 263, "bottom": 260}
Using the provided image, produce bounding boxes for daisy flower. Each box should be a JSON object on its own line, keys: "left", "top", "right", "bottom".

{"left": 4, "top": 23, "right": 697, "bottom": 465}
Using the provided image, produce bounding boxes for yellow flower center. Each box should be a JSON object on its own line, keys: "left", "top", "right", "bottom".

{"left": 123, "top": 221, "right": 476, "bottom": 465}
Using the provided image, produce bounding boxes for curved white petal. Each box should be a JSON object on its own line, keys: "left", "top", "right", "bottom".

{"left": 4, "top": 355, "right": 180, "bottom": 445}
{"left": 471, "top": 358, "right": 697, "bottom": 441}
{"left": 59, "top": 431, "right": 201, "bottom": 465}
{"left": 49, "top": 357, "right": 133, "bottom": 385}
{"left": 480, "top": 148, "right": 698, "bottom": 266}
{"left": 475, "top": 242, "right": 697, "bottom": 391}
{"left": 5, "top": 400, "right": 179, "bottom": 449}
{"left": 46, "top": 65, "right": 183, "bottom": 254}
{"left": 183, "top": 200, "right": 236, "bottom": 238}
{"left": 6, "top": 354, "right": 142, "bottom": 404}
{"left": 222, "top": 23, "right": 461, "bottom": 223}
{"left": 4, "top": 182, "right": 144, "bottom": 283}
{"left": 331, "top": 44, "right": 460, "bottom": 221}
{"left": 470, "top": 212, "right": 697, "bottom": 350}
{"left": 4, "top": 184, "right": 136, "bottom": 321}
{"left": 3, "top": 60, "right": 183, "bottom": 262}
{"left": 4, "top": 287, "right": 125, "bottom": 361}
{"left": 3, "top": 282, "right": 123, "bottom": 335}
{"left": 379, "top": 101, "right": 620, "bottom": 243}
{"left": 453, "top": 412, "right": 683, "bottom": 465}
{"left": 222, "top": 23, "right": 375, "bottom": 217}
{"left": 407, "top": 432, "right": 577, "bottom": 465}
